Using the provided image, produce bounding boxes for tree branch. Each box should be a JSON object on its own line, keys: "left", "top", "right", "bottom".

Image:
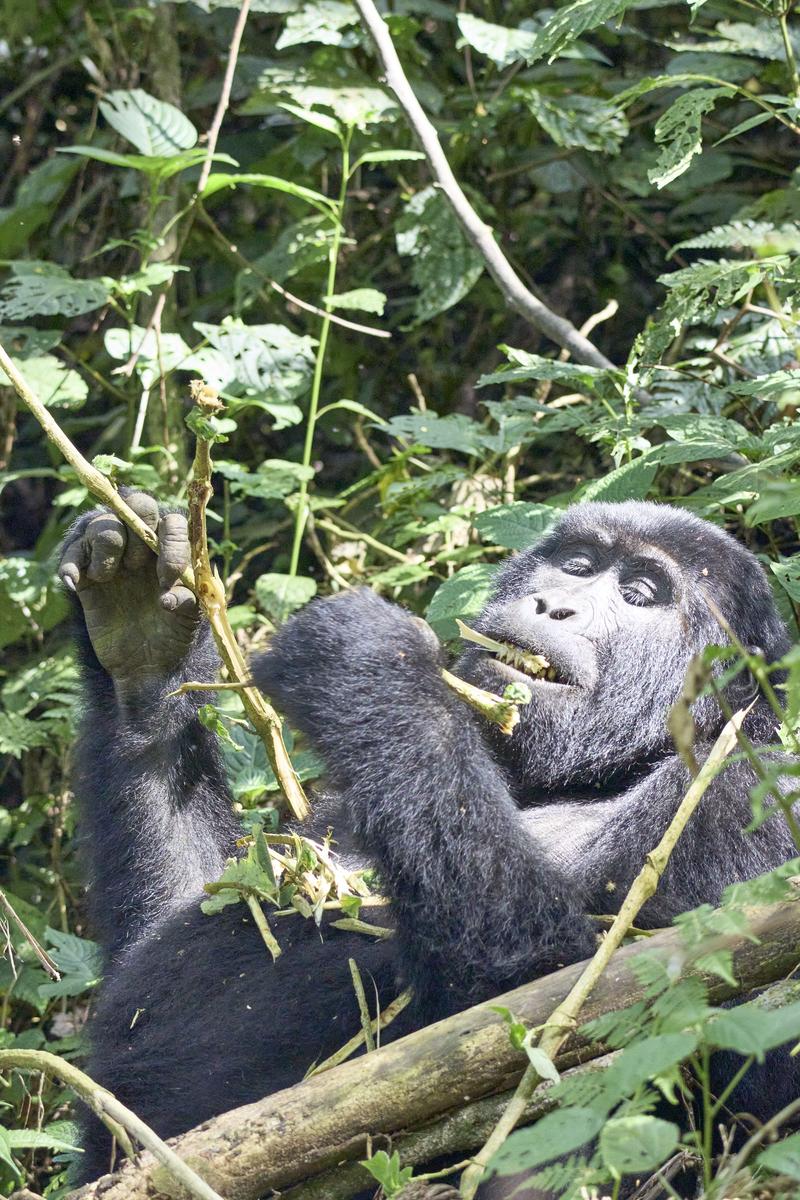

{"left": 352, "top": 0, "right": 615, "bottom": 370}
{"left": 65, "top": 897, "right": 800, "bottom": 1200}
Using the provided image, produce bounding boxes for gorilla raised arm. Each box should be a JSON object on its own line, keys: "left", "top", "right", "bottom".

{"left": 60, "top": 497, "right": 797, "bottom": 1181}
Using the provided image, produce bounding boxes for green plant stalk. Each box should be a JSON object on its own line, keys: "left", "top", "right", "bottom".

{"left": 779, "top": 7, "right": 800, "bottom": 97}
{"left": 289, "top": 127, "right": 352, "bottom": 577}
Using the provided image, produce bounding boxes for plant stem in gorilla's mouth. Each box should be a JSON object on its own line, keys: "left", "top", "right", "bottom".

{"left": 456, "top": 620, "right": 560, "bottom": 680}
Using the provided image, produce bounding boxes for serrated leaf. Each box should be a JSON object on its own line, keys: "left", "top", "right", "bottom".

{"left": 709, "top": 999, "right": 800, "bottom": 1059}
{"left": 520, "top": 87, "right": 628, "bottom": 155}
{"left": 395, "top": 185, "right": 483, "bottom": 324}
{"left": 487, "top": 1107, "right": 604, "bottom": 1175}
{"left": 194, "top": 318, "right": 316, "bottom": 402}
{"left": 100, "top": 88, "right": 198, "bottom": 156}
{"left": 474, "top": 503, "right": 558, "bottom": 549}
{"left": 578, "top": 456, "right": 657, "bottom": 502}
{"left": 600, "top": 1116, "right": 679, "bottom": 1178}
{"left": 0, "top": 354, "right": 87, "bottom": 409}
{"left": 7, "top": 1128, "right": 82, "bottom": 1152}
{"left": 255, "top": 573, "right": 317, "bottom": 621}
{"left": 648, "top": 87, "right": 728, "bottom": 188}
{"left": 478, "top": 348, "right": 621, "bottom": 393}
{"left": 39, "top": 927, "right": 102, "bottom": 999}
{"left": 426, "top": 563, "right": 500, "bottom": 640}
{"left": 518, "top": 0, "right": 636, "bottom": 65}
{"left": 214, "top": 459, "right": 314, "bottom": 501}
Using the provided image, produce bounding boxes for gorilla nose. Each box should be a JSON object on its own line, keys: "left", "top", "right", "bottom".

{"left": 533, "top": 594, "right": 577, "bottom": 621}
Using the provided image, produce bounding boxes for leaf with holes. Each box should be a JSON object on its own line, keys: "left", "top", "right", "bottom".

{"left": 395, "top": 186, "right": 484, "bottom": 324}
{"left": 0, "top": 264, "right": 108, "bottom": 320}
{"left": 648, "top": 88, "right": 728, "bottom": 188}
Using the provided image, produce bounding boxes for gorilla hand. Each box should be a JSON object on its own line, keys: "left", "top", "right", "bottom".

{"left": 59, "top": 493, "right": 200, "bottom": 689}
{"left": 251, "top": 589, "right": 445, "bottom": 772}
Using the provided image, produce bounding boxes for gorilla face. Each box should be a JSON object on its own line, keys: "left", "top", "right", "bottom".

{"left": 455, "top": 502, "right": 790, "bottom": 797}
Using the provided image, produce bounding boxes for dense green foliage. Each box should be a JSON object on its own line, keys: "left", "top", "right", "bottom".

{"left": 2, "top": 0, "right": 800, "bottom": 1193}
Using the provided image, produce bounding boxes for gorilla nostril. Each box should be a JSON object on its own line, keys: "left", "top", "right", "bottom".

{"left": 549, "top": 608, "right": 575, "bottom": 621}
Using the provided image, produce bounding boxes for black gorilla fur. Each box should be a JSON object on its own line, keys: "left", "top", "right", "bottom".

{"left": 61, "top": 498, "right": 800, "bottom": 1184}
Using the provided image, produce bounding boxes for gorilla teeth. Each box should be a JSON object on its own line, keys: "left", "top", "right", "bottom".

{"left": 456, "top": 620, "right": 552, "bottom": 679}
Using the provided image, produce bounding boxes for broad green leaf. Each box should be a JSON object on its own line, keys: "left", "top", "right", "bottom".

{"left": 578, "top": 456, "right": 657, "bottom": 502}
{"left": 520, "top": 87, "right": 629, "bottom": 155}
{"left": 605, "top": 1033, "right": 697, "bottom": 1100}
{"left": 326, "top": 288, "right": 386, "bottom": 314}
{"left": 648, "top": 88, "right": 728, "bottom": 188}
{"left": 201, "top": 172, "right": 338, "bottom": 218}
{"left": 746, "top": 483, "right": 800, "bottom": 526}
{"left": 0, "top": 1128, "right": 20, "bottom": 1178}
{"left": 99, "top": 88, "right": 198, "bottom": 155}
{"left": 360, "top": 1149, "right": 413, "bottom": 1194}
{"left": 214, "top": 459, "right": 314, "bottom": 501}
{"left": 39, "top": 927, "right": 103, "bottom": 999}
{"left": 772, "top": 556, "right": 800, "bottom": 603}
{"left": 456, "top": 13, "right": 538, "bottom": 68}
{"left": 395, "top": 185, "right": 483, "bottom": 324}
{"left": 243, "top": 65, "right": 396, "bottom": 127}
{"left": 7, "top": 1128, "right": 82, "bottom": 1152}
{"left": 278, "top": 101, "right": 342, "bottom": 137}
{"left": 0, "top": 354, "right": 87, "bottom": 409}
{"left": 193, "top": 318, "right": 316, "bottom": 402}
{"left": 245, "top": 216, "right": 340, "bottom": 287}
{"left": 758, "top": 1130, "right": 800, "bottom": 1180}
{"left": 0, "top": 263, "right": 108, "bottom": 320}
{"left": 427, "top": 563, "right": 500, "bottom": 640}
{"left": 255, "top": 573, "right": 317, "bottom": 621}
{"left": 599, "top": 1116, "right": 680, "bottom": 1178}
{"left": 104, "top": 326, "right": 195, "bottom": 390}
{"left": 0, "top": 155, "right": 79, "bottom": 257}
{"left": 709, "top": 998, "right": 800, "bottom": 1059}
{"left": 59, "top": 145, "right": 237, "bottom": 178}
{"left": 383, "top": 412, "right": 487, "bottom": 456}
{"left": 276, "top": 1, "right": 360, "bottom": 51}
{"left": 474, "top": 503, "right": 558, "bottom": 549}
{"left": 487, "top": 1107, "right": 604, "bottom": 1175}
{"left": 478, "top": 349, "right": 621, "bottom": 393}
{"left": 518, "top": 0, "right": 640, "bottom": 64}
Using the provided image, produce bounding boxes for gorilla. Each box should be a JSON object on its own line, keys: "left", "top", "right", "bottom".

{"left": 58, "top": 493, "right": 799, "bottom": 1185}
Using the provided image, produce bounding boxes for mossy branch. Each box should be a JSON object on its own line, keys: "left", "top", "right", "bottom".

{"left": 0, "top": 1050, "right": 224, "bottom": 1200}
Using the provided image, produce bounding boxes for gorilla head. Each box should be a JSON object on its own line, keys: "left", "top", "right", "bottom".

{"left": 457, "top": 502, "right": 790, "bottom": 796}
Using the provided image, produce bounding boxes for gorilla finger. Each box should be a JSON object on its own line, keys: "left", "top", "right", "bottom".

{"left": 160, "top": 585, "right": 197, "bottom": 616}
{"left": 58, "top": 537, "right": 89, "bottom": 592}
{"left": 156, "top": 512, "right": 191, "bottom": 591}
{"left": 86, "top": 515, "right": 127, "bottom": 583}
{"left": 123, "top": 493, "right": 160, "bottom": 568}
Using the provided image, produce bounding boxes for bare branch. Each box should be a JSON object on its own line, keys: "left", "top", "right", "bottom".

{"left": 352, "top": 0, "right": 616, "bottom": 370}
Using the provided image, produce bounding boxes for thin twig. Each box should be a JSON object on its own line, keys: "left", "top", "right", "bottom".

{"left": 459, "top": 706, "right": 748, "bottom": 1198}
{"left": 352, "top": 0, "right": 615, "bottom": 369}
{"left": 0, "top": 890, "right": 60, "bottom": 980}
{"left": 308, "top": 987, "right": 412, "bottom": 1076}
{"left": 197, "top": 0, "right": 252, "bottom": 195}
{"left": 0, "top": 1050, "right": 224, "bottom": 1200}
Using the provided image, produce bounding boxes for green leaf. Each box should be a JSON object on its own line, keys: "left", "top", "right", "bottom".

{"left": 487, "top": 1107, "right": 604, "bottom": 1175}
{"left": 524, "top": 1044, "right": 560, "bottom": 1083}
{"left": 599, "top": 1116, "right": 680, "bottom": 1178}
{"left": 0, "top": 263, "right": 109, "bottom": 320}
{"left": 648, "top": 88, "right": 728, "bottom": 189}
{"left": 456, "top": 13, "right": 538, "bottom": 68}
{"left": 255, "top": 574, "right": 317, "bottom": 621}
{"left": 326, "top": 288, "right": 386, "bottom": 315}
{"left": 605, "top": 1033, "right": 697, "bottom": 1100}
{"left": 201, "top": 172, "right": 338, "bottom": 218}
{"left": 359, "top": 1149, "right": 413, "bottom": 1196}
{"left": 474, "top": 503, "right": 558, "bottom": 550}
{"left": 276, "top": 2, "right": 359, "bottom": 50}
{"left": 0, "top": 353, "right": 87, "bottom": 410}
{"left": 99, "top": 88, "right": 198, "bottom": 156}
{"left": 39, "top": 927, "right": 103, "bottom": 999}
{"left": 7, "top": 1127, "right": 82, "bottom": 1152}
{"left": 709, "top": 999, "right": 800, "bottom": 1059}
{"left": 214, "top": 459, "right": 315, "bottom": 501}
{"left": 746, "top": 483, "right": 800, "bottom": 526}
{"left": 352, "top": 149, "right": 425, "bottom": 170}
{"left": 383, "top": 411, "right": 487, "bottom": 456}
{"left": 395, "top": 185, "right": 484, "bottom": 324}
{"left": 520, "top": 87, "right": 629, "bottom": 155}
{"left": 578, "top": 456, "right": 657, "bottom": 502}
{"left": 193, "top": 318, "right": 316, "bottom": 402}
{"left": 519, "top": 0, "right": 639, "bottom": 65}
{"left": 772, "top": 556, "right": 800, "bottom": 603}
{"left": 426, "top": 563, "right": 500, "bottom": 640}
{"left": 278, "top": 102, "right": 342, "bottom": 137}
{"left": 59, "top": 145, "right": 237, "bottom": 178}
{"left": 0, "top": 1128, "right": 20, "bottom": 1179}
{"left": 758, "top": 1130, "right": 800, "bottom": 1180}
{"left": 478, "top": 348, "right": 621, "bottom": 393}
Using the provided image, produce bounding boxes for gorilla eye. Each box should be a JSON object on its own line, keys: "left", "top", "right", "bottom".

{"left": 620, "top": 575, "right": 660, "bottom": 607}
{"left": 560, "top": 554, "right": 595, "bottom": 577}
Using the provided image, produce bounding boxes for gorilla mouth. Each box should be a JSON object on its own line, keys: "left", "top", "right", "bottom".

{"left": 457, "top": 621, "right": 566, "bottom": 684}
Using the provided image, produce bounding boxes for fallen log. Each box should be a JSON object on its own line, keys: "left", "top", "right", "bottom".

{"left": 68, "top": 899, "right": 800, "bottom": 1200}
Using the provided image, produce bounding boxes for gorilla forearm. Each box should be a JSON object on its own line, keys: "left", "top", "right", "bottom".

{"left": 76, "top": 623, "right": 240, "bottom": 957}
{"left": 252, "top": 590, "right": 596, "bottom": 1015}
